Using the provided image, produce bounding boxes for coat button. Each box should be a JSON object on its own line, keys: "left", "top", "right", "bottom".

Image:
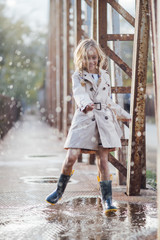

{"left": 105, "top": 116, "right": 108, "bottom": 120}
{"left": 92, "top": 117, "right": 95, "bottom": 121}
{"left": 90, "top": 87, "right": 94, "bottom": 91}
{"left": 103, "top": 87, "right": 106, "bottom": 90}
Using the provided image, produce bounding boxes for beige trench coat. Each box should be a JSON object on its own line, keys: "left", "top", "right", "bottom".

{"left": 64, "top": 69, "right": 131, "bottom": 151}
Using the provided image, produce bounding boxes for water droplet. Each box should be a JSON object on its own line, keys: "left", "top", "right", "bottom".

{"left": 40, "top": 108, "right": 46, "bottom": 113}
{"left": 91, "top": 137, "right": 96, "bottom": 143}
{"left": 56, "top": 107, "right": 61, "bottom": 113}
{"left": 142, "top": 170, "right": 146, "bottom": 175}
{"left": 137, "top": 131, "right": 141, "bottom": 137}
{"left": 15, "top": 50, "right": 21, "bottom": 55}
{"left": 17, "top": 62, "right": 21, "bottom": 67}
{"left": 48, "top": 114, "right": 54, "bottom": 120}
{"left": 28, "top": 71, "right": 32, "bottom": 76}
{"left": 8, "top": 85, "right": 13, "bottom": 89}
{"left": 26, "top": 59, "right": 30, "bottom": 64}
{"left": 41, "top": 116, "right": 46, "bottom": 121}
{"left": 68, "top": 113, "right": 73, "bottom": 120}
{"left": 36, "top": 101, "right": 40, "bottom": 108}
{"left": 66, "top": 95, "right": 72, "bottom": 102}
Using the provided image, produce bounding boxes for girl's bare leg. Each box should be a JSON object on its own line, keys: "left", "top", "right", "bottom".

{"left": 96, "top": 148, "right": 110, "bottom": 181}
{"left": 46, "top": 148, "right": 80, "bottom": 204}
{"left": 61, "top": 149, "right": 81, "bottom": 175}
{"left": 97, "top": 148, "right": 117, "bottom": 212}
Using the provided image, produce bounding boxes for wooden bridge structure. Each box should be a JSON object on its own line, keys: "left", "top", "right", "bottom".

{"left": 46, "top": 0, "right": 160, "bottom": 236}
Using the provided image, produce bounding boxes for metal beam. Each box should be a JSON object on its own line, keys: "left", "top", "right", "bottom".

{"left": 74, "top": 0, "right": 82, "bottom": 162}
{"left": 63, "top": 0, "right": 70, "bottom": 137}
{"left": 84, "top": 0, "right": 91, "bottom": 7}
{"left": 108, "top": 153, "right": 127, "bottom": 177}
{"left": 107, "top": 34, "right": 134, "bottom": 41}
{"left": 97, "top": 0, "right": 107, "bottom": 53}
{"left": 56, "top": 0, "right": 63, "bottom": 133}
{"left": 107, "top": 46, "right": 132, "bottom": 78}
{"left": 111, "top": 86, "right": 131, "bottom": 94}
{"left": 91, "top": 0, "right": 97, "bottom": 40}
{"left": 107, "top": 0, "right": 135, "bottom": 27}
{"left": 126, "top": 0, "right": 150, "bottom": 195}
{"left": 47, "top": 0, "right": 57, "bottom": 126}
{"left": 74, "top": 0, "right": 82, "bottom": 47}
{"left": 110, "top": 1, "right": 126, "bottom": 185}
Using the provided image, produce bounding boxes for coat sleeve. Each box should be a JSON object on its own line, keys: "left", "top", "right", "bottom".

{"left": 72, "top": 73, "right": 93, "bottom": 111}
{"left": 107, "top": 97, "right": 131, "bottom": 119}
{"left": 106, "top": 73, "right": 131, "bottom": 120}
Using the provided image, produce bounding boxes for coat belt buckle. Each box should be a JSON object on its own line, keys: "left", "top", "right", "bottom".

{"left": 94, "top": 102, "right": 101, "bottom": 110}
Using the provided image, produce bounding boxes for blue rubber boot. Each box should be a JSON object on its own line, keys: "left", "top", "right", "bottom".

{"left": 46, "top": 171, "right": 73, "bottom": 205}
{"left": 100, "top": 180, "right": 117, "bottom": 214}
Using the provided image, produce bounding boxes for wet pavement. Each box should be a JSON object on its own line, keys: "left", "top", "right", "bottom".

{"left": 0, "top": 112, "right": 158, "bottom": 240}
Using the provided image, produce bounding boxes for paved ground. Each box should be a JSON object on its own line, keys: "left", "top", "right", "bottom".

{"left": 0, "top": 112, "right": 158, "bottom": 240}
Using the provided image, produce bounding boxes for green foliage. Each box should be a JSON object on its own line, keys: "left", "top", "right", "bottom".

{"left": 0, "top": 2, "right": 47, "bottom": 106}
{"left": 146, "top": 170, "right": 156, "bottom": 189}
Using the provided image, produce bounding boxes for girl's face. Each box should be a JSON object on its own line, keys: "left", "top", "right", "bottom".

{"left": 86, "top": 46, "right": 99, "bottom": 73}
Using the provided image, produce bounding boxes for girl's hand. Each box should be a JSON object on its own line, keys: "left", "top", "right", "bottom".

{"left": 83, "top": 103, "right": 94, "bottom": 113}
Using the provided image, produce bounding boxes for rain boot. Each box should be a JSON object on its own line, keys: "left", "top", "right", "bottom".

{"left": 100, "top": 180, "right": 117, "bottom": 214}
{"left": 46, "top": 171, "right": 74, "bottom": 205}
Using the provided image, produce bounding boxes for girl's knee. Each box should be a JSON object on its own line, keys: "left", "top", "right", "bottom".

{"left": 65, "top": 149, "right": 79, "bottom": 166}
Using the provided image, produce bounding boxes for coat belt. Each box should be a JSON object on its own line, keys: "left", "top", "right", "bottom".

{"left": 94, "top": 102, "right": 109, "bottom": 110}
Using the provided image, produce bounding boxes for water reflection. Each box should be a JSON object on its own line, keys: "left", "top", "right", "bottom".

{"left": 44, "top": 196, "right": 157, "bottom": 239}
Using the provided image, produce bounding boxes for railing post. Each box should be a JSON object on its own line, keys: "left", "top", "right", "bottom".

{"left": 126, "top": 0, "right": 149, "bottom": 195}
{"left": 63, "top": 0, "right": 70, "bottom": 137}
{"left": 110, "top": 0, "right": 126, "bottom": 185}
{"left": 56, "top": 0, "right": 63, "bottom": 134}
{"left": 47, "top": 0, "right": 57, "bottom": 126}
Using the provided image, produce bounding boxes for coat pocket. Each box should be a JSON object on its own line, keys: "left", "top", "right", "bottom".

{"left": 71, "top": 110, "right": 95, "bottom": 130}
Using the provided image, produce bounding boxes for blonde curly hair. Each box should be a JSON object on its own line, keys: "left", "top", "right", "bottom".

{"left": 74, "top": 38, "right": 108, "bottom": 72}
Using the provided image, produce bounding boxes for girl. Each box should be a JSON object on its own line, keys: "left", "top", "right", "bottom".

{"left": 46, "top": 39, "right": 131, "bottom": 214}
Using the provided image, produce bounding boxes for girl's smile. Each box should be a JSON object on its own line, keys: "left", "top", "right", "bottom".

{"left": 87, "top": 47, "right": 99, "bottom": 73}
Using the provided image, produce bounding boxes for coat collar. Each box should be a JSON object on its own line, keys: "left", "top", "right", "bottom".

{"left": 82, "top": 70, "right": 97, "bottom": 91}
{"left": 80, "top": 69, "right": 108, "bottom": 92}
{"left": 82, "top": 69, "right": 107, "bottom": 80}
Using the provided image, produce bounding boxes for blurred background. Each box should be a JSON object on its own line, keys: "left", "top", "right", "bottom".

{"left": 0, "top": 0, "right": 48, "bottom": 111}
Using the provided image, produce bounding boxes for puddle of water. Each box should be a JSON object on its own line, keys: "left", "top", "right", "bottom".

{"left": 27, "top": 155, "right": 57, "bottom": 158}
{"left": 20, "top": 176, "right": 77, "bottom": 184}
{"left": 44, "top": 196, "right": 157, "bottom": 240}
{"left": 20, "top": 176, "right": 59, "bottom": 184}
{"left": 0, "top": 196, "right": 157, "bottom": 240}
